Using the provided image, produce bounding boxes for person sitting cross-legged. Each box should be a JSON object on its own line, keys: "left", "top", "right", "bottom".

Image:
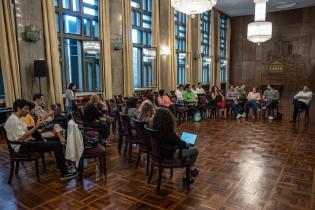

{"left": 4, "top": 99, "right": 77, "bottom": 180}
{"left": 262, "top": 84, "right": 279, "bottom": 120}
{"left": 290, "top": 85, "right": 313, "bottom": 123}
{"left": 246, "top": 87, "right": 261, "bottom": 118}
{"left": 236, "top": 84, "right": 247, "bottom": 118}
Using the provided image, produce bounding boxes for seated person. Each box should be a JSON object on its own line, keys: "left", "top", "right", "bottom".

{"left": 183, "top": 84, "right": 197, "bottom": 102}
{"left": 138, "top": 93, "right": 155, "bottom": 112}
{"left": 246, "top": 87, "right": 261, "bottom": 117}
{"left": 4, "top": 99, "right": 77, "bottom": 180}
{"left": 84, "top": 95, "right": 110, "bottom": 145}
{"left": 262, "top": 84, "right": 279, "bottom": 120}
{"left": 32, "top": 93, "right": 66, "bottom": 143}
{"left": 236, "top": 84, "right": 247, "bottom": 118}
{"left": 138, "top": 103, "right": 154, "bottom": 127}
{"left": 175, "top": 85, "right": 184, "bottom": 101}
{"left": 290, "top": 85, "right": 313, "bottom": 123}
{"left": 157, "top": 90, "right": 175, "bottom": 114}
{"left": 211, "top": 86, "right": 226, "bottom": 117}
{"left": 124, "top": 97, "right": 140, "bottom": 129}
{"left": 151, "top": 108, "right": 199, "bottom": 183}
{"left": 196, "top": 83, "right": 205, "bottom": 94}
{"left": 191, "top": 85, "right": 198, "bottom": 98}
{"left": 225, "top": 85, "right": 238, "bottom": 118}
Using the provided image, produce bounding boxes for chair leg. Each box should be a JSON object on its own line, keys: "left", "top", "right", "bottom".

{"left": 135, "top": 150, "right": 141, "bottom": 169}
{"left": 8, "top": 160, "right": 14, "bottom": 184}
{"left": 128, "top": 143, "right": 132, "bottom": 162}
{"left": 157, "top": 166, "right": 163, "bottom": 194}
{"left": 148, "top": 164, "right": 154, "bottom": 184}
{"left": 118, "top": 135, "right": 123, "bottom": 154}
{"left": 123, "top": 141, "right": 128, "bottom": 158}
{"left": 42, "top": 154, "right": 46, "bottom": 170}
{"left": 145, "top": 153, "right": 150, "bottom": 176}
{"left": 186, "top": 166, "right": 191, "bottom": 193}
{"left": 15, "top": 161, "right": 20, "bottom": 175}
{"left": 170, "top": 168, "right": 173, "bottom": 177}
{"left": 103, "top": 156, "right": 107, "bottom": 180}
{"left": 35, "top": 160, "right": 40, "bottom": 183}
{"left": 78, "top": 159, "right": 84, "bottom": 180}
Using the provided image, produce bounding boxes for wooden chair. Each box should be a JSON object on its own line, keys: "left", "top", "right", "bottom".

{"left": 2, "top": 128, "right": 45, "bottom": 184}
{"left": 120, "top": 114, "right": 141, "bottom": 162}
{"left": 132, "top": 118, "right": 150, "bottom": 175}
{"left": 262, "top": 100, "right": 279, "bottom": 118}
{"left": 144, "top": 125, "right": 192, "bottom": 194}
{"left": 297, "top": 101, "right": 311, "bottom": 125}
{"left": 170, "top": 95, "right": 189, "bottom": 124}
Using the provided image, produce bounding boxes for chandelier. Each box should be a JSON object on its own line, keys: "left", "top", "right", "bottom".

{"left": 247, "top": 0, "right": 272, "bottom": 44}
{"left": 171, "top": 0, "right": 217, "bottom": 16}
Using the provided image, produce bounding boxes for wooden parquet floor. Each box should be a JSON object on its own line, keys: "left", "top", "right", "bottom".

{"left": 1, "top": 98, "right": 315, "bottom": 210}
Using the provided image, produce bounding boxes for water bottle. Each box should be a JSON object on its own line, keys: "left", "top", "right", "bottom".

{"left": 95, "top": 165, "right": 100, "bottom": 181}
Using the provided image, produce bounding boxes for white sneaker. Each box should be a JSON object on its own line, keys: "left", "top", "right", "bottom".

{"left": 237, "top": 114, "right": 241, "bottom": 119}
{"left": 241, "top": 113, "right": 246, "bottom": 118}
{"left": 262, "top": 107, "right": 266, "bottom": 110}
{"left": 268, "top": 116, "right": 274, "bottom": 120}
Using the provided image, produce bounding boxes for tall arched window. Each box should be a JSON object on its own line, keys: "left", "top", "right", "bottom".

{"left": 200, "top": 11, "right": 211, "bottom": 83}
{"left": 174, "top": 10, "right": 186, "bottom": 85}
{"left": 54, "top": 0, "right": 101, "bottom": 92}
{"left": 131, "top": 0, "right": 156, "bottom": 88}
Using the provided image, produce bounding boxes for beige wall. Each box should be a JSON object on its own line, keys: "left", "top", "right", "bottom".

{"left": 15, "top": 0, "right": 48, "bottom": 101}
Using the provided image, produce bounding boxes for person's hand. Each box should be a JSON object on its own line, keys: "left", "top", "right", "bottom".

{"left": 48, "top": 110, "right": 55, "bottom": 116}
{"left": 35, "top": 119, "right": 45, "bottom": 129}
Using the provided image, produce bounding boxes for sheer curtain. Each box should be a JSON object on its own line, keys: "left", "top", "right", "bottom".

{"left": 0, "top": 0, "right": 22, "bottom": 107}
{"left": 99, "top": 0, "right": 113, "bottom": 99}
{"left": 122, "top": 0, "right": 134, "bottom": 96}
{"left": 42, "top": 0, "right": 63, "bottom": 106}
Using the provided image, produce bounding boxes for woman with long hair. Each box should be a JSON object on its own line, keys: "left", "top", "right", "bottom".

{"left": 138, "top": 102, "right": 154, "bottom": 126}
{"left": 152, "top": 108, "right": 199, "bottom": 183}
{"left": 211, "top": 85, "right": 226, "bottom": 118}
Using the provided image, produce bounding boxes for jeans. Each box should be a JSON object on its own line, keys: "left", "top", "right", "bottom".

{"left": 226, "top": 100, "right": 237, "bottom": 116}
{"left": 237, "top": 99, "right": 247, "bottom": 114}
{"left": 65, "top": 106, "right": 73, "bottom": 113}
{"left": 263, "top": 100, "right": 277, "bottom": 116}
{"left": 246, "top": 100, "right": 258, "bottom": 115}
{"left": 19, "top": 141, "right": 68, "bottom": 175}
{"left": 293, "top": 99, "right": 308, "bottom": 121}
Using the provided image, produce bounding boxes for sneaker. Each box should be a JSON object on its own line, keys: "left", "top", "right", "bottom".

{"left": 237, "top": 114, "right": 241, "bottom": 119}
{"left": 241, "top": 113, "right": 246, "bottom": 118}
{"left": 268, "top": 116, "right": 274, "bottom": 120}
{"left": 60, "top": 172, "right": 78, "bottom": 181}
{"left": 262, "top": 106, "right": 266, "bottom": 110}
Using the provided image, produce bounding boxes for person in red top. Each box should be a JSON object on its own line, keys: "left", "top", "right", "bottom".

{"left": 157, "top": 90, "right": 176, "bottom": 115}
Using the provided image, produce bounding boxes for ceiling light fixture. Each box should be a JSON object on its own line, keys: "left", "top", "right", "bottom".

{"left": 171, "top": 0, "right": 217, "bottom": 16}
{"left": 247, "top": 0, "right": 272, "bottom": 45}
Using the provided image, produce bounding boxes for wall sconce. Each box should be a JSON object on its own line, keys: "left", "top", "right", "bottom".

{"left": 160, "top": 46, "right": 171, "bottom": 55}
{"left": 24, "top": 25, "right": 41, "bottom": 42}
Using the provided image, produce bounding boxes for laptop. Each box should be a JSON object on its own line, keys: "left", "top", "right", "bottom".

{"left": 180, "top": 132, "right": 198, "bottom": 145}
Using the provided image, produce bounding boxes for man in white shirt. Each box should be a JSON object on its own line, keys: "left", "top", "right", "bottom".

{"left": 196, "top": 83, "right": 205, "bottom": 94}
{"left": 290, "top": 85, "right": 313, "bottom": 123}
{"left": 175, "top": 85, "right": 184, "bottom": 101}
{"left": 191, "top": 84, "right": 198, "bottom": 97}
{"left": 4, "top": 99, "right": 77, "bottom": 180}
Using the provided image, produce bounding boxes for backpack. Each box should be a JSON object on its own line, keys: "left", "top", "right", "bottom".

{"left": 193, "top": 112, "right": 202, "bottom": 122}
{"left": 274, "top": 112, "right": 283, "bottom": 121}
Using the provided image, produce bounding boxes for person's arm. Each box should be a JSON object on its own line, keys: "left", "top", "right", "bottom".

{"left": 262, "top": 91, "right": 266, "bottom": 100}
{"left": 19, "top": 119, "right": 45, "bottom": 141}
{"left": 275, "top": 90, "right": 279, "bottom": 100}
{"left": 257, "top": 93, "right": 261, "bottom": 101}
{"left": 66, "top": 90, "right": 75, "bottom": 101}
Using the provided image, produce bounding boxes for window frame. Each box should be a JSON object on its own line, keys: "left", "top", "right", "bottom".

{"left": 174, "top": 10, "right": 186, "bottom": 85}
{"left": 55, "top": 0, "right": 101, "bottom": 92}
{"left": 200, "top": 11, "right": 211, "bottom": 83}
{"left": 219, "top": 14, "right": 227, "bottom": 83}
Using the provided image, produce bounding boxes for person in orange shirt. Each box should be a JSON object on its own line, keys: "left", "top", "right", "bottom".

{"left": 157, "top": 90, "right": 176, "bottom": 115}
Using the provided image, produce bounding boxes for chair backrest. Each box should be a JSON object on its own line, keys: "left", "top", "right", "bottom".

{"left": 170, "top": 95, "right": 177, "bottom": 104}
{"left": 1, "top": 127, "right": 15, "bottom": 156}
{"left": 132, "top": 118, "right": 149, "bottom": 147}
{"left": 51, "top": 104, "right": 62, "bottom": 116}
{"left": 120, "top": 113, "right": 132, "bottom": 137}
{"left": 144, "top": 125, "right": 160, "bottom": 161}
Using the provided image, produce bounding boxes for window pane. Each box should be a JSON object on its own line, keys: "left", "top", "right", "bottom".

{"left": 84, "top": 19, "right": 91, "bottom": 36}
{"left": 133, "top": 47, "right": 141, "bottom": 88}
{"left": 63, "top": 14, "right": 81, "bottom": 34}
{"left": 92, "top": 20, "right": 99, "bottom": 38}
{"left": 63, "top": 0, "right": 70, "bottom": 9}
{"left": 72, "top": 0, "right": 80, "bottom": 11}
{"left": 131, "top": 1, "right": 140, "bottom": 8}
{"left": 132, "top": 29, "right": 141, "bottom": 44}
{"left": 86, "top": 63, "right": 93, "bottom": 91}
{"left": 95, "top": 63, "right": 101, "bottom": 91}
{"left": 83, "top": 0, "right": 98, "bottom": 6}
{"left": 83, "top": 6, "right": 98, "bottom": 16}
{"left": 143, "top": 21, "right": 151, "bottom": 29}
{"left": 64, "top": 39, "right": 83, "bottom": 91}
{"left": 55, "top": 13, "right": 59, "bottom": 33}
{"left": 54, "top": 0, "right": 59, "bottom": 6}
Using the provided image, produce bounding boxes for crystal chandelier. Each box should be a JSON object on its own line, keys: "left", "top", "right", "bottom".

{"left": 247, "top": 0, "right": 272, "bottom": 44}
{"left": 171, "top": 0, "right": 217, "bottom": 16}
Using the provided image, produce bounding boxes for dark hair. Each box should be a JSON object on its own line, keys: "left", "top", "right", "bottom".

{"left": 32, "top": 93, "right": 43, "bottom": 101}
{"left": 28, "top": 102, "right": 36, "bottom": 110}
{"left": 68, "top": 83, "right": 76, "bottom": 90}
{"left": 268, "top": 83, "right": 273, "bottom": 88}
{"left": 197, "top": 82, "right": 202, "bottom": 86}
{"left": 13, "top": 99, "right": 30, "bottom": 112}
{"left": 152, "top": 108, "right": 176, "bottom": 139}
{"left": 178, "top": 84, "right": 184, "bottom": 89}
{"left": 184, "top": 84, "right": 191, "bottom": 90}
{"left": 127, "top": 97, "right": 138, "bottom": 109}
{"left": 146, "top": 93, "right": 154, "bottom": 102}
{"left": 159, "top": 90, "right": 165, "bottom": 96}
{"left": 211, "top": 85, "right": 219, "bottom": 93}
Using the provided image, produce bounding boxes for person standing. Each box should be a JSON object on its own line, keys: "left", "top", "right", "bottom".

{"left": 290, "top": 85, "right": 313, "bottom": 123}
{"left": 65, "top": 83, "right": 80, "bottom": 113}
